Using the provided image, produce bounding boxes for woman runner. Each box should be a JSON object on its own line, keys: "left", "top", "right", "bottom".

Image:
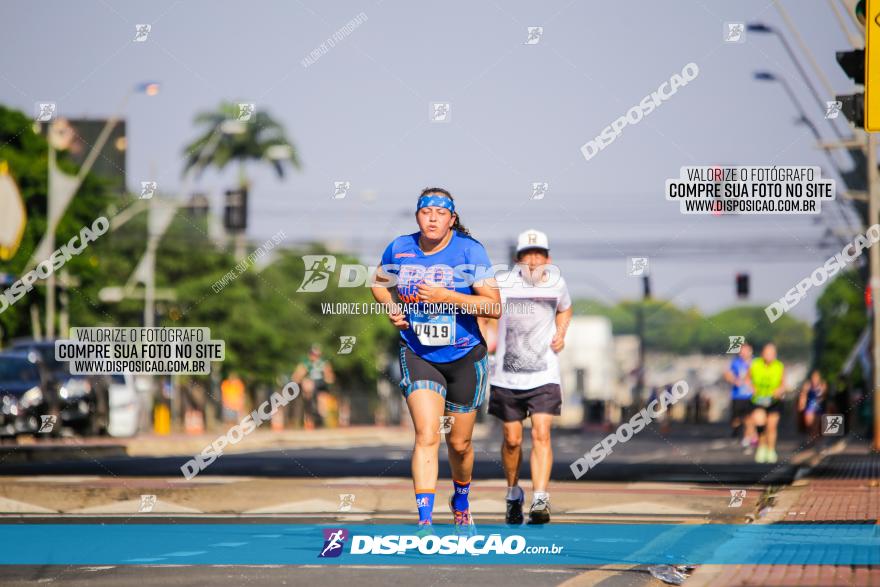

{"left": 371, "top": 187, "right": 500, "bottom": 533}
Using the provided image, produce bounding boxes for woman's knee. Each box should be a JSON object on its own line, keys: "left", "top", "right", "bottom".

{"left": 414, "top": 428, "right": 440, "bottom": 449}
{"left": 447, "top": 435, "right": 472, "bottom": 455}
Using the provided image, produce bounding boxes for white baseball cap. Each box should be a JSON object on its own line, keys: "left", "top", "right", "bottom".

{"left": 516, "top": 229, "right": 550, "bottom": 254}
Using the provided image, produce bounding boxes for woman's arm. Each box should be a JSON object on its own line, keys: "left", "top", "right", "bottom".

{"left": 416, "top": 280, "right": 502, "bottom": 318}
{"left": 371, "top": 269, "right": 409, "bottom": 330}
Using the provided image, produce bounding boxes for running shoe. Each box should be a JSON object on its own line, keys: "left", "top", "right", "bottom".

{"left": 528, "top": 496, "right": 551, "bottom": 524}
{"left": 766, "top": 448, "right": 778, "bottom": 463}
{"left": 755, "top": 445, "right": 768, "bottom": 463}
{"left": 505, "top": 494, "right": 524, "bottom": 525}
{"left": 449, "top": 495, "right": 476, "bottom": 536}
{"left": 416, "top": 521, "right": 436, "bottom": 538}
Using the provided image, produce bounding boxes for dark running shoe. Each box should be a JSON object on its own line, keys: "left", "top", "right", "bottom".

{"left": 506, "top": 495, "right": 524, "bottom": 525}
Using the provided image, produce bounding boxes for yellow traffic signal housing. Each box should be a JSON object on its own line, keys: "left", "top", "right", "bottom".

{"left": 868, "top": 0, "right": 880, "bottom": 130}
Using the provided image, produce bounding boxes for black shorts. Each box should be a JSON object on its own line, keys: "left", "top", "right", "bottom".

{"left": 751, "top": 400, "right": 782, "bottom": 414}
{"left": 398, "top": 343, "right": 489, "bottom": 413}
{"left": 731, "top": 399, "right": 753, "bottom": 419}
{"left": 488, "top": 383, "right": 562, "bottom": 422}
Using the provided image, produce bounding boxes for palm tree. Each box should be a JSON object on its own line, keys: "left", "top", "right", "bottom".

{"left": 182, "top": 102, "right": 300, "bottom": 257}
{"left": 183, "top": 101, "right": 301, "bottom": 183}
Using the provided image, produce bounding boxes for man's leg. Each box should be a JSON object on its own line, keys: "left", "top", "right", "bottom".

{"left": 766, "top": 411, "right": 780, "bottom": 462}
{"left": 501, "top": 421, "right": 524, "bottom": 488}
{"left": 752, "top": 407, "right": 768, "bottom": 462}
{"left": 528, "top": 413, "right": 554, "bottom": 523}
{"left": 743, "top": 408, "right": 757, "bottom": 443}
{"left": 529, "top": 413, "right": 553, "bottom": 494}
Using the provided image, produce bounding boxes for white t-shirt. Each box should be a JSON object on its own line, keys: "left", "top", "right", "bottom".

{"left": 491, "top": 268, "right": 572, "bottom": 390}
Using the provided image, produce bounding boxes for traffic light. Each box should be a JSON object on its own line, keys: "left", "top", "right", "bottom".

{"left": 867, "top": 0, "right": 880, "bottom": 130}
{"left": 836, "top": 48, "right": 866, "bottom": 128}
{"left": 223, "top": 187, "right": 248, "bottom": 231}
{"left": 736, "top": 273, "right": 749, "bottom": 299}
{"left": 837, "top": 0, "right": 880, "bottom": 130}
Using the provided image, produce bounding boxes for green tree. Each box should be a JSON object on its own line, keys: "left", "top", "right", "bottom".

{"left": 812, "top": 270, "right": 866, "bottom": 386}
{"left": 0, "top": 105, "right": 115, "bottom": 342}
{"left": 572, "top": 296, "right": 812, "bottom": 358}
{"left": 181, "top": 102, "right": 300, "bottom": 186}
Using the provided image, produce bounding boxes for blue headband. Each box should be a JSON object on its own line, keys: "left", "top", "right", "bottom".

{"left": 417, "top": 194, "right": 455, "bottom": 213}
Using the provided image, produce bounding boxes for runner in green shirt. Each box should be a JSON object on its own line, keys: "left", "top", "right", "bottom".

{"left": 748, "top": 343, "right": 786, "bottom": 463}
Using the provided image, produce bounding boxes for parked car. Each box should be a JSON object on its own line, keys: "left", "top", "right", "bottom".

{"left": 10, "top": 340, "right": 109, "bottom": 436}
{"left": 108, "top": 373, "right": 141, "bottom": 437}
{"left": 0, "top": 351, "right": 47, "bottom": 438}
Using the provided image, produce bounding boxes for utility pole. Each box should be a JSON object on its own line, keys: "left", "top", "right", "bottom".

{"left": 636, "top": 274, "right": 650, "bottom": 405}
{"left": 869, "top": 133, "right": 880, "bottom": 451}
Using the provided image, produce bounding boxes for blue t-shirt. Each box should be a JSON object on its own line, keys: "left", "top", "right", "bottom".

{"left": 729, "top": 356, "right": 752, "bottom": 400}
{"left": 379, "top": 230, "right": 494, "bottom": 363}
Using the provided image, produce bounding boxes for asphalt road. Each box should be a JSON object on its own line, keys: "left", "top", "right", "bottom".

{"left": 0, "top": 424, "right": 808, "bottom": 484}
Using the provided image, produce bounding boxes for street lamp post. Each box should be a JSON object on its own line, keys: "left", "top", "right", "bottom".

{"left": 37, "top": 82, "right": 159, "bottom": 338}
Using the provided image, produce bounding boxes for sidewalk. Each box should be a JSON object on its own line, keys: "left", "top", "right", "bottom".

{"left": 688, "top": 441, "right": 880, "bottom": 587}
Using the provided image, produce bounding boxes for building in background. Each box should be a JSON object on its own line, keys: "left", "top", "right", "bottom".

{"left": 40, "top": 118, "right": 127, "bottom": 194}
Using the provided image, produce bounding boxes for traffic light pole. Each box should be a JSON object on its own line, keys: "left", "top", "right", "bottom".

{"left": 868, "top": 133, "right": 880, "bottom": 452}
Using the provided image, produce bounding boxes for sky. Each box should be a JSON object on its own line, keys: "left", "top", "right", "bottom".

{"left": 0, "top": 0, "right": 871, "bottom": 323}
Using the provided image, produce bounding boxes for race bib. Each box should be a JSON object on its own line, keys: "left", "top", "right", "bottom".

{"left": 411, "top": 313, "right": 455, "bottom": 346}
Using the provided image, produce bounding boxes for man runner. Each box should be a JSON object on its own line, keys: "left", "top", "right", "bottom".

{"left": 481, "top": 229, "right": 572, "bottom": 524}
{"left": 724, "top": 342, "right": 756, "bottom": 450}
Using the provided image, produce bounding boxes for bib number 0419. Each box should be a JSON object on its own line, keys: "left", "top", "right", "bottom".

{"left": 411, "top": 314, "right": 455, "bottom": 346}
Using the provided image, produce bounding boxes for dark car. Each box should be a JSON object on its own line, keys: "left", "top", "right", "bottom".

{"left": 10, "top": 340, "right": 109, "bottom": 436}
{"left": 0, "top": 352, "right": 47, "bottom": 438}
